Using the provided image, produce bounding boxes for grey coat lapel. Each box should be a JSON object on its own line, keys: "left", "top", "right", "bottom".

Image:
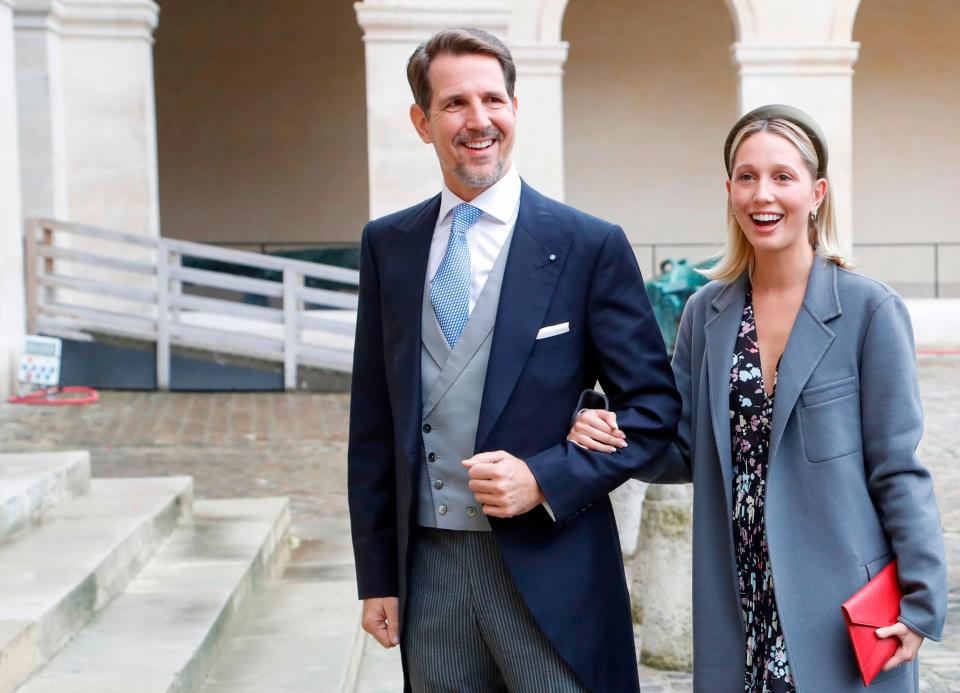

{"left": 768, "top": 257, "right": 841, "bottom": 465}
{"left": 703, "top": 273, "right": 747, "bottom": 516}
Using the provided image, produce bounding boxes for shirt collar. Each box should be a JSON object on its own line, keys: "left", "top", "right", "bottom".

{"left": 437, "top": 163, "right": 521, "bottom": 226}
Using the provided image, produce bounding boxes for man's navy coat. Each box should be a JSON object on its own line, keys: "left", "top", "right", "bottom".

{"left": 348, "top": 181, "right": 681, "bottom": 692}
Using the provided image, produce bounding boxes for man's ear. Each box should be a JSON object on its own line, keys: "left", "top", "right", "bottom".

{"left": 410, "top": 104, "right": 432, "bottom": 144}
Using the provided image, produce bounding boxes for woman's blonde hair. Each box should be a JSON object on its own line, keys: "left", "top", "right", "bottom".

{"left": 702, "top": 117, "right": 851, "bottom": 282}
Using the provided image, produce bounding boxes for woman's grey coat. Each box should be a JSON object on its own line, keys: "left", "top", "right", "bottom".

{"left": 646, "top": 256, "right": 947, "bottom": 691}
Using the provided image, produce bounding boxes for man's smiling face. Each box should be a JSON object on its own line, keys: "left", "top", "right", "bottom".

{"left": 410, "top": 52, "right": 518, "bottom": 201}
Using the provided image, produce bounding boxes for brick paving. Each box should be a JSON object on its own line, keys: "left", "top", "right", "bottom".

{"left": 0, "top": 355, "right": 958, "bottom": 690}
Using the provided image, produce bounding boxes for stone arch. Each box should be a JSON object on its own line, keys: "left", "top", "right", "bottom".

{"left": 508, "top": 0, "right": 571, "bottom": 43}
{"left": 723, "top": 0, "right": 860, "bottom": 43}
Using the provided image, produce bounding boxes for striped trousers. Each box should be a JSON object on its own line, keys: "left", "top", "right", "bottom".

{"left": 403, "top": 527, "right": 588, "bottom": 693}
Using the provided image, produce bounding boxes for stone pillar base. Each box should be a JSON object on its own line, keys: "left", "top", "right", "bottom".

{"left": 637, "top": 483, "right": 693, "bottom": 672}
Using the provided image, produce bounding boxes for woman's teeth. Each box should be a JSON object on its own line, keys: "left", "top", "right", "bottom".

{"left": 751, "top": 213, "right": 783, "bottom": 223}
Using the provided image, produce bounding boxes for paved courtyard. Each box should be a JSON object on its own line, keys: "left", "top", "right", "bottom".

{"left": 0, "top": 355, "right": 958, "bottom": 691}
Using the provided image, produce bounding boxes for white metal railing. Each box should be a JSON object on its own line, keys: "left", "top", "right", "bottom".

{"left": 24, "top": 219, "right": 359, "bottom": 390}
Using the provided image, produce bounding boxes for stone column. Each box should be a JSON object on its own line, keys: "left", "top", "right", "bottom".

{"left": 354, "top": 1, "right": 510, "bottom": 218}
{"left": 726, "top": 0, "right": 861, "bottom": 253}
{"left": 56, "top": 0, "right": 160, "bottom": 235}
{"left": 14, "top": 0, "right": 160, "bottom": 315}
{"left": 637, "top": 483, "right": 693, "bottom": 671}
{"left": 611, "top": 479, "right": 648, "bottom": 623}
{"left": 509, "top": 41, "right": 567, "bottom": 200}
{"left": 354, "top": 0, "right": 569, "bottom": 217}
{"left": 14, "top": 0, "right": 68, "bottom": 219}
{"left": 0, "top": 0, "right": 25, "bottom": 396}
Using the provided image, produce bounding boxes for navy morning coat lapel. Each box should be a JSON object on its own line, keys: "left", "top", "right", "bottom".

{"left": 475, "top": 182, "right": 572, "bottom": 450}
{"left": 388, "top": 195, "right": 440, "bottom": 463}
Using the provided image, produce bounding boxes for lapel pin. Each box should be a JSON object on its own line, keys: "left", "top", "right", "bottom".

{"left": 548, "top": 254, "right": 557, "bottom": 262}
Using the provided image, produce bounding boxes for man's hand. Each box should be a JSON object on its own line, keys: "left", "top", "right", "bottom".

{"left": 463, "top": 450, "right": 546, "bottom": 518}
{"left": 362, "top": 596, "right": 400, "bottom": 648}
{"left": 876, "top": 622, "right": 924, "bottom": 672}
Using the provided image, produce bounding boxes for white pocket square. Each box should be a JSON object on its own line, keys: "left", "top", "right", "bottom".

{"left": 536, "top": 322, "right": 570, "bottom": 340}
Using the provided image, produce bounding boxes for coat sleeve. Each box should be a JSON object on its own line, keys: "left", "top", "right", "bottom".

{"left": 347, "top": 224, "right": 399, "bottom": 599}
{"left": 524, "top": 225, "right": 683, "bottom": 522}
{"left": 860, "top": 294, "right": 947, "bottom": 640}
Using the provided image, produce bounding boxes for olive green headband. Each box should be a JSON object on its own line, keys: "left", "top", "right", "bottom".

{"left": 723, "top": 104, "right": 829, "bottom": 179}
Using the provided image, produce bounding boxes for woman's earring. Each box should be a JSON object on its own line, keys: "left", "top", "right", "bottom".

{"left": 810, "top": 209, "right": 819, "bottom": 221}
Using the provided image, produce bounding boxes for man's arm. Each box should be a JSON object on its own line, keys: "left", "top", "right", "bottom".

{"left": 348, "top": 225, "right": 400, "bottom": 598}
{"left": 523, "top": 225, "right": 682, "bottom": 522}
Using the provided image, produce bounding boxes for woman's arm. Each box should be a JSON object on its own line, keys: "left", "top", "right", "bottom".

{"left": 566, "top": 291, "right": 701, "bottom": 484}
{"left": 859, "top": 294, "right": 948, "bottom": 642}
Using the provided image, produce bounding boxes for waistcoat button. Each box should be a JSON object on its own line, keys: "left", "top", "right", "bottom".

{"left": 438, "top": 505, "right": 448, "bottom": 515}
{"left": 434, "top": 480, "right": 443, "bottom": 489}
{"left": 423, "top": 423, "right": 432, "bottom": 433}
{"left": 427, "top": 452, "right": 437, "bottom": 462}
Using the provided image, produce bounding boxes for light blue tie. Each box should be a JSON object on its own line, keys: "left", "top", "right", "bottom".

{"left": 431, "top": 203, "right": 482, "bottom": 348}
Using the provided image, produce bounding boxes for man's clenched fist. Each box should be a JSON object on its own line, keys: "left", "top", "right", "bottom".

{"left": 463, "top": 450, "right": 546, "bottom": 518}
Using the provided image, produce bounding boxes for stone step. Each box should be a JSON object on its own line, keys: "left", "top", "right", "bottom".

{"left": 197, "top": 512, "right": 378, "bottom": 693}
{"left": 352, "top": 628, "right": 403, "bottom": 693}
{"left": 16, "top": 497, "right": 290, "bottom": 693}
{"left": 197, "top": 576, "right": 360, "bottom": 693}
{"left": 0, "top": 451, "right": 90, "bottom": 543}
{"left": 0, "top": 476, "right": 192, "bottom": 693}
{"left": 0, "top": 621, "right": 35, "bottom": 693}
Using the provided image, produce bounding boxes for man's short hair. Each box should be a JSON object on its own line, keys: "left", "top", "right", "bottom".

{"left": 407, "top": 28, "right": 516, "bottom": 113}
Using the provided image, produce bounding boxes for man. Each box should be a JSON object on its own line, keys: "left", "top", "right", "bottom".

{"left": 348, "top": 27, "right": 680, "bottom": 692}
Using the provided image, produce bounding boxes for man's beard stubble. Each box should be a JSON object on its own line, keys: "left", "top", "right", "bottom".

{"left": 446, "top": 126, "right": 506, "bottom": 190}
{"left": 454, "top": 159, "right": 505, "bottom": 190}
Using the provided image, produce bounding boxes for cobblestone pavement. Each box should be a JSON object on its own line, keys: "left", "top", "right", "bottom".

{"left": 0, "top": 355, "right": 958, "bottom": 690}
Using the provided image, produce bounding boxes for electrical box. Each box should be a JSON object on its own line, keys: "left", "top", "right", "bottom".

{"left": 17, "top": 335, "right": 62, "bottom": 387}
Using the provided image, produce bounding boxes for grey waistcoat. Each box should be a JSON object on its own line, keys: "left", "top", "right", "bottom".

{"left": 417, "top": 230, "right": 513, "bottom": 531}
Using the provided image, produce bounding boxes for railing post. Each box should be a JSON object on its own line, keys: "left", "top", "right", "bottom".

{"left": 170, "top": 251, "right": 182, "bottom": 323}
{"left": 41, "top": 223, "right": 55, "bottom": 307}
{"left": 283, "top": 268, "right": 300, "bottom": 391}
{"left": 23, "top": 219, "right": 40, "bottom": 334}
{"left": 156, "top": 243, "right": 171, "bottom": 390}
{"left": 934, "top": 243, "right": 940, "bottom": 299}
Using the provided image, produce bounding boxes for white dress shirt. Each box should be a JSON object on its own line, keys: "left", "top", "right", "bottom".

{"left": 426, "top": 165, "right": 555, "bottom": 520}
{"left": 428, "top": 163, "right": 521, "bottom": 314}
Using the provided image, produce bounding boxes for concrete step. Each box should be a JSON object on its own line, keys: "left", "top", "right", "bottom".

{"left": 17, "top": 497, "right": 290, "bottom": 693}
{"left": 353, "top": 629, "right": 403, "bottom": 693}
{"left": 197, "top": 512, "right": 381, "bottom": 693}
{"left": 198, "top": 577, "right": 360, "bottom": 693}
{"left": 0, "top": 451, "right": 90, "bottom": 543}
{"left": 0, "top": 476, "right": 192, "bottom": 693}
{"left": 0, "top": 622, "right": 35, "bottom": 693}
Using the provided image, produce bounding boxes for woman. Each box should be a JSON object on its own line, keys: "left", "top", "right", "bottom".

{"left": 569, "top": 105, "right": 947, "bottom": 692}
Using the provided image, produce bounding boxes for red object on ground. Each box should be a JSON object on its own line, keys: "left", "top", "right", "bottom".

{"left": 7, "top": 386, "right": 100, "bottom": 406}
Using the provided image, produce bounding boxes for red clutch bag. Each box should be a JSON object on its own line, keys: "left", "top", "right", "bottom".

{"left": 841, "top": 560, "right": 903, "bottom": 686}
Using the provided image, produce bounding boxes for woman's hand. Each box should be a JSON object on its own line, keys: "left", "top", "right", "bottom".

{"left": 567, "top": 409, "right": 627, "bottom": 453}
{"left": 876, "top": 622, "right": 925, "bottom": 672}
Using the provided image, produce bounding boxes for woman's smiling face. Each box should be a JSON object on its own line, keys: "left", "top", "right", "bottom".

{"left": 727, "top": 130, "right": 826, "bottom": 257}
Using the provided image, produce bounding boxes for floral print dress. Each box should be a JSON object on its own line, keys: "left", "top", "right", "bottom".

{"left": 729, "top": 286, "right": 795, "bottom": 693}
